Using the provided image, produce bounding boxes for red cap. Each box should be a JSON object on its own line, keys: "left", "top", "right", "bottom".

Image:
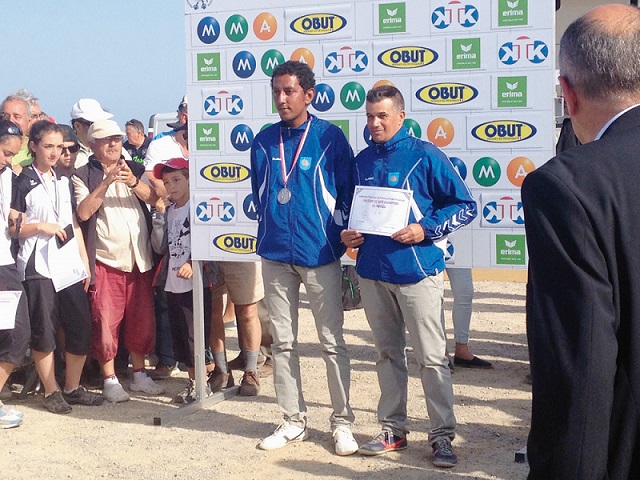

{"left": 153, "top": 157, "right": 189, "bottom": 179}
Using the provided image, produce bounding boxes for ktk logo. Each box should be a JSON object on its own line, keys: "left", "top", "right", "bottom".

{"left": 230, "top": 124, "right": 254, "bottom": 152}
{"left": 499, "top": 36, "right": 548, "bottom": 65}
{"left": 232, "top": 51, "right": 256, "bottom": 79}
{"left": 196, "top": 197, "right": 236, "bottom": 223}
{"left": 325, "top": 47, "right": 369, "bottom": 74}
{"left": 197, "top": 17, "right": 220, "bottom": 44}
{"left": 312, "top": 84, "right": 335, "bottom": 112}
{"left": 482, "top": 196, "right": 524, "bottom": 226}
{"left": 204, "top": 91, "right": 244, "bottom": 117}
{"left": 432, "top": 1, "right": 479, "bottom": 29}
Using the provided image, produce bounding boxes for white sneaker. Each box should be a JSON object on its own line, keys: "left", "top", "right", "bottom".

{"left": 332, "top": 425, "right": 358, "bottom": 456}
{"left": 258, "top": 421, "right": 309, "bottom": 450}
{"left": 130, "top": 375, "right": 166, "bottom": 395}
{"left": 102, "top": 382, "right": 130, "bottom": 403}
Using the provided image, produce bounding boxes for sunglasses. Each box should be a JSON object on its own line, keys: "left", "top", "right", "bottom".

{"left": 62, "top": 144, "right": 80, "bottom": 154}
{"left": 0, "top": 123, "right": 23, "bottom": 137}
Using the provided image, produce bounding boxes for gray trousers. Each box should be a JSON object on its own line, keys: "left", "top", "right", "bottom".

{"left": 359, "top": 273, "right": 456, "bottom": 444}
{"left": 261, "top": 258, "right": 354, "bottom": 429}
{"left": 441, "top": 267, "right": 474, "bottom": 344}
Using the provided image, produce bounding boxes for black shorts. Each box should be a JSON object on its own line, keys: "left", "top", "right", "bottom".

{"left": 166, "top": 290, "right": 212, "bottom": 368}
{"left": 0, "top": 264, "right": 30, "bottom": 365}
{"left": 23, "top": 279, "right": 91, "bottom": 355}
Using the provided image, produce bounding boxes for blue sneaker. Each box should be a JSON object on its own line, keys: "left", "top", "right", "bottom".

{"left": 358, "top": 430, "right": 408, "bottom": 456}
{"left": 432, "top": 438, "right": 457, "bottom": 467}
{"left": 0, "top": 403, "right": 22, "bottom": 429}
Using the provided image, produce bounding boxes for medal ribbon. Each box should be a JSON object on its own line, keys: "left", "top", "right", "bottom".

{"left": 278, "top": 116, "right": 312, "bottom": 188}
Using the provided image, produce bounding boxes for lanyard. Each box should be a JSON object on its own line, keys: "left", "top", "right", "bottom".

{"left": 278, "top": 116, "right": 312, "bottom": 187}
{"left": 33, "top": 166, "right": 60, "bottom": 221}
{"left": 0, "top": 168, "right": 8, "bottom": 223}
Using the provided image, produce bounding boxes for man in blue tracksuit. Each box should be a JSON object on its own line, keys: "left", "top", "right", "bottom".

{"left": 341, "top": 85, "right": 477, "bottom": 468}
{"left": 250, "top": 61, "right": 358, "bottom": 456}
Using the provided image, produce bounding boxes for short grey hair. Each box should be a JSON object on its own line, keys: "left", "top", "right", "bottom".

{"left": 559, "top": 6, "right": 640, "bottom": 101}
{"left": 1, "top": 94, "right": 32, "bottom": 118}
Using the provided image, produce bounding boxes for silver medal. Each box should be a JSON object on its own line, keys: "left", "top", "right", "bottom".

{"left": 277, "top": 187, "right": 291, "bottom": 205}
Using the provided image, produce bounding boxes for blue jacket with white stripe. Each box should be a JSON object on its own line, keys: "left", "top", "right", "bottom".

{"left": 353, "top": 126, "right": 477, "bottom": 284}
{"left": 250, "top": 115, "right": 354, "bottom": 267}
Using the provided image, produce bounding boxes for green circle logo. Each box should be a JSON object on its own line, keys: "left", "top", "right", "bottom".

{"left": 225, "top": 15, "right": 248, "bottom": 42}
{"left": 261, "top": 50, "right": 285, "bottom": 76}
{"left": 403, "top": 118, "right": 422, "bottom": 138}
{"left": 473, "top": 157, "right": 501, "bottom": 187}
{"left": 340, "top": 82, "right": 366, "bottom": 111}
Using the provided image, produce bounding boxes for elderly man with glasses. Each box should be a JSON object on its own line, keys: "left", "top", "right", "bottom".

{"left": 72, "top": 119, "right": 164, "bottom": 403}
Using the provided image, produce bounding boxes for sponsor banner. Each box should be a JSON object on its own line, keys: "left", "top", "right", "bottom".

{"left": 479, "top": 192, "right": 524, "bottom": 228}
{"left": 192, "top": 51, "right": 222, "bottom": 82}
{"left": 447, "top": 36, "right": 485, "bottom": 71}
{"left": 193, "top": 192, "right": 239, "bottom": 225}
{"left": 322, "top": 43, "right": 372, "bottom": 77}
{"left": 190, "top": 225, "right": 260, "bottom": 261}
{"left": 190, "top": 11, "right": 286, "bottom": 47}
{"left": 491, "top": 70, "right": 550, "bottom": 110}
{"left": 493, "top": 233, "right": 527, "bottom": 266}
{"left": 465, "top": 113, "right": 551, "bottom": 150}
{"left": 428, "top": 0, "right": 488, "bottom": 34}
{"left": 285, "top": 5, "right": 354, "bottom": 42}
{"left": 223, "top": 45, "right": 322, "bottom": 81}
{"left": 491, "top": 0, "right": 553, "bottom": 30}
{"left": 458, "top": 152, "right": 538, "bottom": 189}
{"left": 201, "top": 86, "right": 248, "bottom": 119}
{"left": 496, "top": 30, "right": 552, "bottom": 69}
{"left": 221, "top": 121, "right": 263, "bottom": 153}
{"left": 193, "top": 154, "right": 252, "bottom": 190}
{"left": 410, "top": 74, "right": 489, "bottom": 111}
{"left": 442, "top": 229, "right": 474, "bottom": 266}
{"left": 372, "top": 39, "right": 446, "bottom": 75}
{"left": 192, "top": 122, "right": 221, "bottom": 151}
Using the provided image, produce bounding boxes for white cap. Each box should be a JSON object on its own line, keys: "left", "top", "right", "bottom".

{"left": 70, "top": 98, "right": 113, "bottom": 122}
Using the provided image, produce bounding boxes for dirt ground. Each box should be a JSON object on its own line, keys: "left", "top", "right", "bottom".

{"left": 1, "top": 280, "right": 531, "bottom": 480}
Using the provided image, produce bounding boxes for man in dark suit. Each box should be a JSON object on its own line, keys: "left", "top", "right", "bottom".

{"left": 522, "top": 5, "right": 640, "bottom": 479}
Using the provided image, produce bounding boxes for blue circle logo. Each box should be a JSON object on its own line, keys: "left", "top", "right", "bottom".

{"left": 449, "top": 157, "right": 467, "bottom": 180}
{"left": 243, "top": 194, "right": 258, "bottom": 221}
{"left": 197, "top": 17, "right": 220, "bottom": 44}
{"left": 232, "top": 51, "right": 256, "bottom": 79}
{"left": 312, "top": 84, "right": 335, "bottom": 112}
{"left": 230, "top": 124, "right": 254, "bottom": 151}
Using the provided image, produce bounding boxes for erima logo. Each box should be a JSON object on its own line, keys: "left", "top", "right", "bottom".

{"left": 312, "top": 84, "right": 335, "bottom": 112}
{"left": 197, "top": 17, "right": 220, "bottom": 44}
{"left": 230, "top": 124, "right": 254, "bottom": 152}
{"left": 200, "top": 128, "right": 216, "bottom": 142}
{"left": 384, "top": 8, "right": 401, "bottom": 23}
{"left": 499, "top": 36, "right": 548, "bottom": 65}
{"left": 290, "top": 13, "right": 346, "bottom": 35}
{"left": 196, "top": 197, "right": 236, "bottom": 223}
{"left": 416, "top": 83, "right": 478, "bottom": 106}
{"left": 483, "top": 196, "right": 524, "bottom": 225}
{"left": 377, "top": 46, "right": 438, "bottom": 68}
{"left": 325, "top": 47, "right": 368, "bottom": 74}
{"left": 232, "top": 51, "right": 256, "bottom": 79}
{"left": 200, "top": 163, "right": 250, "bottom": 183}
{"left": 457, "top": 43, "right": 476, "bottom": 59}
{"left": 504, "top": 0, "right": 524, "bottom": 16}
{"left": 503, "top": 82, "right": 522, "bottom": 98}
{"left": 432, "top": 2, "right": 479, "bottom": 29}
{"left": 471, "top": 121, "right": 536, "bottom": 143}
{"left": 204, "top": 91, "right": 244, "bottom": 116}
{"left": 213, "top": 234, "right": 257, "bottom": 254}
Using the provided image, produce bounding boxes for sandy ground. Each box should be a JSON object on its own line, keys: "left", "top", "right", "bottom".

{"left": 1, "top": 280, "right": 531, "bottom": 480}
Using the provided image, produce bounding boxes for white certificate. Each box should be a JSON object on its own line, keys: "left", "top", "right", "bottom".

{"left": 348, "top": 186, "right": 413, "bottom": 236}
{"left": 47, "top": 236, "right": 88, "bottom": 292}
{"left": 0, "top": 291, "right": 22, "bottom": 330}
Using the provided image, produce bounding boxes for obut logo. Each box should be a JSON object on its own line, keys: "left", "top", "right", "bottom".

{"left": 213, "top": 234, "right": 257, "bottom": 254}
{"left": 471, "top": 120, "right": 536, "bottom": 143}
{"left": 416, "top": 83, "right": 478, "bottom": 106}
{"left": 377, "top": 47, "right": 438, "bottom": 69}
{"left": 200, "top": 163, "right": 250, "bottom": 183}
{"left": 290, "top": 13, "right": 347, "bottom": 35}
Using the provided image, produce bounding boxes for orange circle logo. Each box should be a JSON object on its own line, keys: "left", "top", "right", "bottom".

{"left": 507, "top": 156, "right": 536, "bottom": 187}
{"left": 290, "top": 48, "right": 315, "bottom": 69}
{"left": 427, "top": 118, "right": 454, "bottom": 147}
{"left": 372, "top": 79, "right": 395, "bottom": 89}
{"left": 253, "top": 13, "right": 278, "bottom": 41}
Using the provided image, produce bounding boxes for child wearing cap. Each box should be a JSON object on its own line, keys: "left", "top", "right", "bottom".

{"left": 150, "top": 158, "right": 214, "bottom": 403}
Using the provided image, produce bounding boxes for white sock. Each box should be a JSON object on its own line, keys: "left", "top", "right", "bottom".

{"left": 133, "top": 371, "right": 148, "bottom": 383}
{"left": 104, "top": 376, "right": 120, "bottom": 387}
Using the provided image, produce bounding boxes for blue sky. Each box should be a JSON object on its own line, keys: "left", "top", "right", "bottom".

{"left": 1, "top": 0, "right": 186, "bottom": 131}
